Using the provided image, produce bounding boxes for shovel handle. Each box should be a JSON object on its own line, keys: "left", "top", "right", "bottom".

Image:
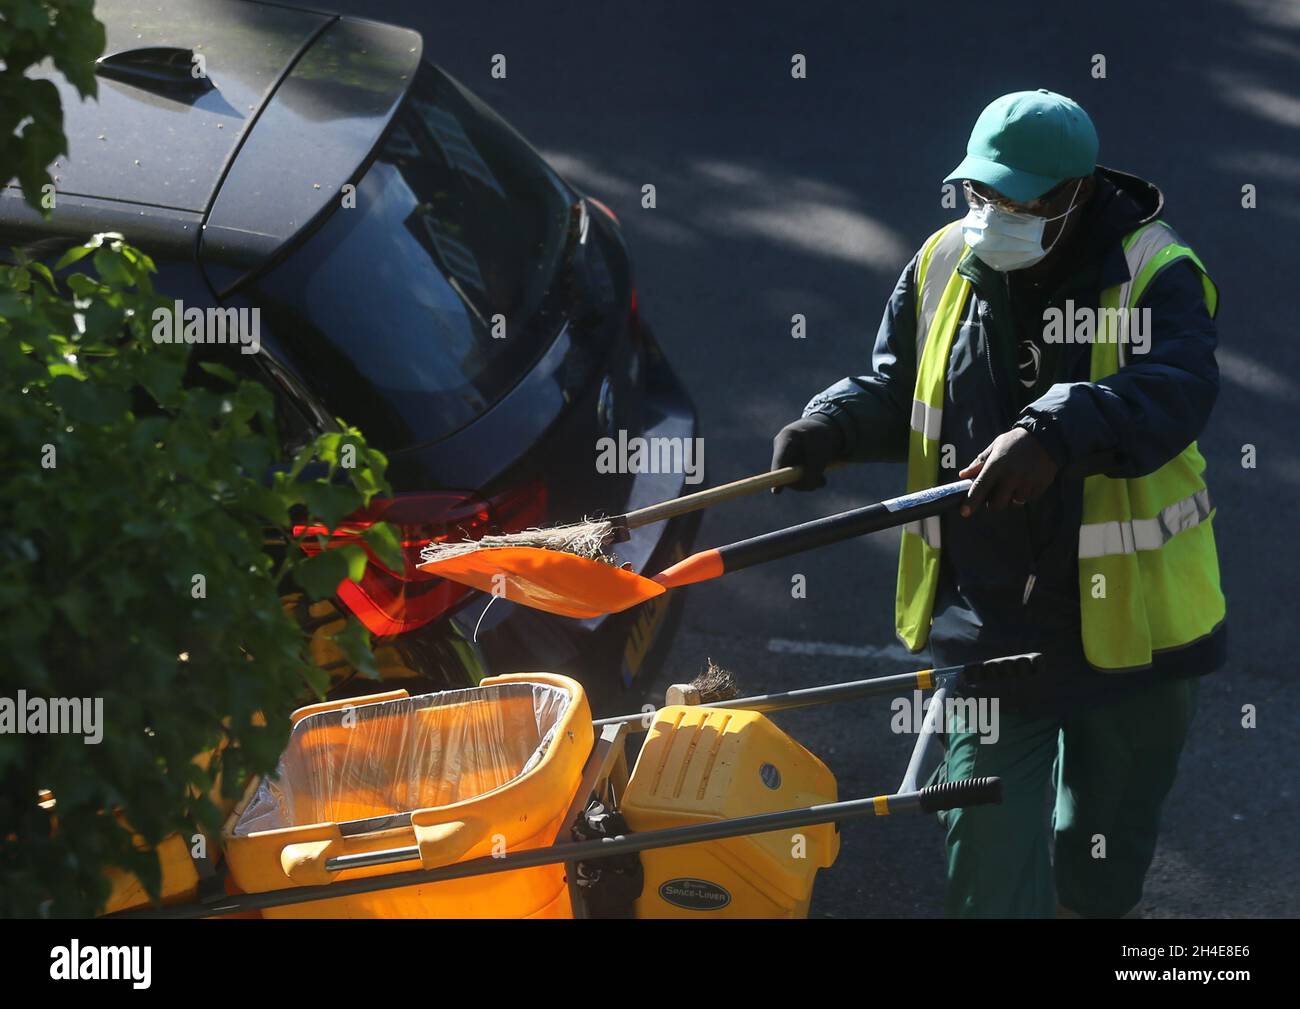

{"left": 623, "top": 465, "right": 812, "bottom": 529}
{"left": 719, "top": 479, "right": 972, "bottom": 572}
{"left": 655, "top": 480, "right": 972, "bottom": 588}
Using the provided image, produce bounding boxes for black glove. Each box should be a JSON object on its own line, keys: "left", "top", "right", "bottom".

{"left": 770, "top": 415, "right": 842, "bottom": 492}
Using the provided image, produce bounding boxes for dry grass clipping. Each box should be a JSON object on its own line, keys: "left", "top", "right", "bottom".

{"left": 419, "top": 518, "right": 621, "bottom": 567}
{"left": 691, "top": 659, "right": 740, "bottom": 703}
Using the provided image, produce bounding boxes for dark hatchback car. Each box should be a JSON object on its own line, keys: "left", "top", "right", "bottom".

{"left": 1, "top": 0, "right": 700, "bottom": 713}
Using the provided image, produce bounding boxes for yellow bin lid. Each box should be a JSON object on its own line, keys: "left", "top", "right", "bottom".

{"left": 622, "top": 705, "right": 840, "bottom": 905}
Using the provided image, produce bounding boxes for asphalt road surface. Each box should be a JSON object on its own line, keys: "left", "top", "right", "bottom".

{"left": 329, "top": 0, "right": 1299, "bottom": 917}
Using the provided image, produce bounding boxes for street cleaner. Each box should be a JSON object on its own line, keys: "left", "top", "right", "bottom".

{"left": 769, "top": 90, "right": 1225, "bottom": 918}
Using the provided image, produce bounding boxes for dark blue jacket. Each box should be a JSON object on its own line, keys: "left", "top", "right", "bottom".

{"left": 803, "top": 167, "right": 1225, "bottom": 705}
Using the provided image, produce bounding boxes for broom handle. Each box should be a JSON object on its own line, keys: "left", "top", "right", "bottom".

{"left": 624, "top": 464, "right": 837, "bottom": 529}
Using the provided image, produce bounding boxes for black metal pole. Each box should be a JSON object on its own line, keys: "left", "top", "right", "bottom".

{"left": 594, "top": 665, "right": 951, "bottom": 728}
{"left": 594, "top": 652, "right": 1044, "bottom": 728}
{"left": 107, "top": 776, "right": 1001, "bottom": 920}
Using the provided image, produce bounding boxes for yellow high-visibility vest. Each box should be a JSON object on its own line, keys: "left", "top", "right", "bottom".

{"left": 896, "top": 220, "right": 1225, "bottom": 672}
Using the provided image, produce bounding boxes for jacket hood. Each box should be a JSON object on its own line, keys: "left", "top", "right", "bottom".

{"left": 1058, "top": 166, "right": 1164, "bottom": 283}
{"left": 1090, "top": 165, "right": 1163, "bottom": 232}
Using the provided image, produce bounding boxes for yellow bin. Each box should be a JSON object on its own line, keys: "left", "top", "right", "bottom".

{"left": 623, "top": 705, "right": 839, "bottom": 917}
{"left": 222, "top": 673, "right": 593, "bottom": 918}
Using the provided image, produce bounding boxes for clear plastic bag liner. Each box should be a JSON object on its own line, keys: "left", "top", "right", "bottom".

{"left": 233, "top": 682, "right": 571, "bottom": 835}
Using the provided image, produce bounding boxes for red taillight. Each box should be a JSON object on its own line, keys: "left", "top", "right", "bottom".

{"left": 293, "top": 482, "right": 548, "bottom": 637}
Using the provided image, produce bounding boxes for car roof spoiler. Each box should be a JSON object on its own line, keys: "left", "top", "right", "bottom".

{"left": 198, "top": 17, "right": 422, "bottom": 297}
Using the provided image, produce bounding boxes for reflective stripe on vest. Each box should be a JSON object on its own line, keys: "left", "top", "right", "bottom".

{"left": 895, "top": 222, "right": 968, "bottom": 645}
{"left": 896, "top": 218, "right": 1225, "bottom": 671}
{"left": 914, "top": 221, "right": 969, "bottom": 363}
{"left": 1078, "top": 487, "right": 1213, "bottom": 558}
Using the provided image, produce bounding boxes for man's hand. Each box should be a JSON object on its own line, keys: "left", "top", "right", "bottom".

{"left": 959, "top": 427, "right": 1059, "bottom": 517}
{"left": 770, "top": 415, "right": 841, "bottom": 492}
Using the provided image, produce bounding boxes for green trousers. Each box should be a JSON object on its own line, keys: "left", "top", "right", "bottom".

{"left": 935, "top": 677, "right": 1199, "bottom": 918}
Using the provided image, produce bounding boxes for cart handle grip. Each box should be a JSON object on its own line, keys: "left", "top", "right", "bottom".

{"left": 280, "top": 836, "right": 344, "bottom": 885}
{"left": 917, "top": 776, "right": 1002, "bottom": 813}
{"left": 412, "top": 816, "right": 484, "bottom": 869}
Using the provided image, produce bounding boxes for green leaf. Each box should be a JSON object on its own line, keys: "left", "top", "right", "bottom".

{"left": 340, "top": 544, "right": 368, "bottom": 582}
{"left": 133, "top": 347, "right": 186, "bottom": 403}
{"left": 46, "top": 373, "right": 128, "bottom": 424}
{"left": 291, "top": 549, "right": 351, "bottom": 600}
{"left": 301, "top": 662, "right": 331, "bottom": 699}
{"left": 54, "top": 589, "right": 95, "bottom": 636}
{"left": 363, "top": 522, "right": 406, "bottom": 573}
{"left": 54, "top": 242, "right": 95, "bottom": 271}
{"left": 304, "top": 482, "right": 363, "bottom": 532}
{"left": 198, "top": 361, "right": 238, "bottom": 385}
{"left": 93, "top": 245, "right": 132, "bottom": 286}
{"left": 45, "top": 360, "right": 84, "bottom": 380}
{"left": 28, "top": 261, "right": 56, "bottom": 290}
{"left": 331, "top": 618, "right": 380, "bottom": 680}
{"left": 241, "top": 485, "right": 291, "bottom": 528}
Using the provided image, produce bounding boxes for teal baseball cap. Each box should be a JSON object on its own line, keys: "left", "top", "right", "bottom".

{"left": 944, "top": 89, "right": 1098, "bottom": 203}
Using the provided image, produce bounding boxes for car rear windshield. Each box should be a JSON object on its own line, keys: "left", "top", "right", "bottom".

{"left": 250, "top": 62, "right": 575, "bottom": 450}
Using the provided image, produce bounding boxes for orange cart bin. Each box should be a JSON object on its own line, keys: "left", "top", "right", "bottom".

{"left": 101, "top": 832, "right": 205, "bottom": 915}
{"left": 98, "top": 743, "right": 237, "bottom": 916}
{"left": 222, "top": 673, "right": 593, "bottom": 918}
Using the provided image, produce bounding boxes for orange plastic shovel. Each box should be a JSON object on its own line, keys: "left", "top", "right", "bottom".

{"left": 417, "top": 480, "right": 972, "bottom": 619}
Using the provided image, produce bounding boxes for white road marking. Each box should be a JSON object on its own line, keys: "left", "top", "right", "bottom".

{"left": 766, "top": 638, "right": 916, "bottom": 662}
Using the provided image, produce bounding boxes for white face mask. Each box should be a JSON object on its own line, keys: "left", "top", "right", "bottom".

{"left": 960, "top": 179, "right": 1083, "bottom": 272}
